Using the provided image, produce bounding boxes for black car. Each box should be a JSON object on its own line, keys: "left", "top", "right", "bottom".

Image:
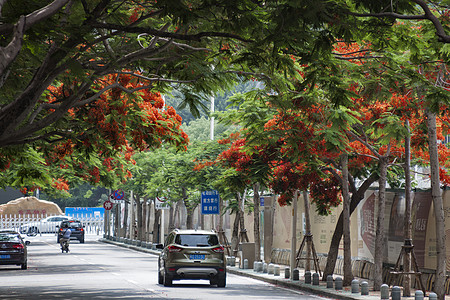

{"left": 57, "top": 220, "right": 85, "bottom": 243}
{"left": 0, "top": 230, "right": 28, "bottom": 270}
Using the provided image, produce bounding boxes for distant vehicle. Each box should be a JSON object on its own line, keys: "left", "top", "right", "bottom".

{"left": 57, "top": 220, "right": 85, "bottom": 243}
{"left": 19, "top": 215, "right": 72, "bottom": 235}
{"left": 157, "top": 229, "right": 226, "bottom": 287}
{"left": 0, "top": 230, "right": 29, "bottom": 270}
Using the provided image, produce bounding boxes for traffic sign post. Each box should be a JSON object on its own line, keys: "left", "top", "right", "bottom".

{"left": 201, "top": 190, "right": 220, "bottom": 215}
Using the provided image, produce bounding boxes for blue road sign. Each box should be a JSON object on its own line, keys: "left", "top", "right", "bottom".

{"left": 65, "top": 207, "right": 104, "bottom": 218}
{"left": 201, "top": 190, "right": 220, "bottom": 215}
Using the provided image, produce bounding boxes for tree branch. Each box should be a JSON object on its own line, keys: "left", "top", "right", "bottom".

{"left": 0, "top": 0, "right": 70, "bottom": 36}
{"left": 347, "top": 0, "right": 450, "bottom": 43}
{"left": 89, "top": 21, "right": 253, "bottom": 43}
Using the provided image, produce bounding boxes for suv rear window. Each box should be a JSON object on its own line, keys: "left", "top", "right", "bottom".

{"left": 175, "top": 234, "right": 219, "bottom": 247}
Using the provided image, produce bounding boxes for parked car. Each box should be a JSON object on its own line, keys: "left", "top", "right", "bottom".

{"left": 57, "top": 220, "right": 85, "bottom": 243}
{"left": 19, "top": 215, "right": 72, "bottom": 235}
{"left": 157, "top": 229, "right": 226, "bottom": 287}
{"left": 0, "top": 230, "right": 29, "bottom": 269}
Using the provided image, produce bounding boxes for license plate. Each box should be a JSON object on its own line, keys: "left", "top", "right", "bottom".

{"left": 189, "top": 254, "right": 205, "bottom": 260}
{"left": 0, "top": 255, "right": 10, "bottom": 259}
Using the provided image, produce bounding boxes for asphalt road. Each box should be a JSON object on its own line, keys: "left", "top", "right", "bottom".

{"left": 0, "top": 234, "right": 331, "bottom": 299}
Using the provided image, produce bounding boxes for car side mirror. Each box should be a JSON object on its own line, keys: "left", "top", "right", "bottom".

{"left": 25, "top": 241, "right": 30, "bottom": 245}
{"left": 155, "top": 243, "right": 164, "bottom": 250}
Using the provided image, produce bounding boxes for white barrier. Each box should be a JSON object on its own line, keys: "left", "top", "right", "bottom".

{"left": 0, "top": 214, "right": 104, "bottom": 235}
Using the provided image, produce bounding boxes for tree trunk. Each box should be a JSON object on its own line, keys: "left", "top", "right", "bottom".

{"left": 253, "top": 183, "right": 261, "bottom": 261}
{"left": 152, "top": 207, "right": 161, "bottom": 244}
{"left": 403, "top": 120, "right": 412, "bottom": 297}
{"left": 144, "top": 199, "right": 150, "bottom": 242}
{"left": 174, "top": 199, "right": 182, "bottom": 229}
{"left": 303, "top": 191, "right": 312, "bottom": 271}
{"left": 373, "top": 156, "right": 388, "bottom": 290}
{"left": 186, "top": 208, "right": 195, "bottom": 229}
{"left": 182, "top": 188, "right": 195, "bottom": 230}
{"left": 238, "top": 192, "right": 247, "bottom": 240}
{"left": 427, "top": 110, "right": 446, "bottom": 300}
{"left": 142, "top": 198, "right": 147, "bottom": 241}
{"left": 114, "top": 202, "right": 120, "bottom": 238}
{"left": 168, "top": 204, "right": 175, "bottom": 231}
{"left": 136, "top": 194, "right": 143, "bottom": 241}
{"left": 128, "top": 191, "right": 134, "bottom": 239}
{"left": 341, "top": 153, "right": 354, "bottom": 286}
{"left": 322, "top": 172, "right": 379, "bottom": 280}
{"left": 231, "top": 210, "right": 240, "bottom": 256}
{"left": 122, "top": 196, "right": 128, "bottom": 238}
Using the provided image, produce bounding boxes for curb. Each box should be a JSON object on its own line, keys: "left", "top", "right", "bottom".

{"left": 226, "top": 267, "right": 380, "bottom": 300}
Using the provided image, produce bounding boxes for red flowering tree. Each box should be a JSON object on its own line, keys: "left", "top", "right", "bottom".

{"left": 3, "top": 73, "right": 188, "bottom": 196}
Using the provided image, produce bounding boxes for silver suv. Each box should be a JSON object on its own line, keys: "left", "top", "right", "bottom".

{"left": 157, "top": 229, "right": 226, "bottom": 287}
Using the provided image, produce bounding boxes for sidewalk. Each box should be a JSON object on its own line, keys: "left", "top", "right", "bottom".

{"left": 99, "top": 237, "right": 443, "bottom": 299}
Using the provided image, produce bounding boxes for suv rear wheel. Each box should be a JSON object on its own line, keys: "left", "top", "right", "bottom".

{"left": 158, "top": 262, "right": 163, "bottom": 284}
{"left": 163, "top": 271, "right": 172, "bottom": 287}
{"left": 217, "top": 275, "right": 226, "bottom": 287}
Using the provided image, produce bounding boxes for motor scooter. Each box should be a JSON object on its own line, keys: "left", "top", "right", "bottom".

{"left": 60, "top": 239, "right": 69, "bottom": 253}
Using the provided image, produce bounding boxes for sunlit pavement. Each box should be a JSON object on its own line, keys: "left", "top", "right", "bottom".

{"left": 100, "top": 237, "right": 407, "bottom": 300}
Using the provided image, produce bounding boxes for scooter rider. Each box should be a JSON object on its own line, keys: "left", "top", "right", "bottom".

{"left": 60, "top": 224, "right": 72, "bottom": 252}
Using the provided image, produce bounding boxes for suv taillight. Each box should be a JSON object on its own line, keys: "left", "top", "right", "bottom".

{"left": 211, "top": 246, "right": 224, "bottom": 253}
{"left": 167, "top": 245, "right": 182, "bottom": 253}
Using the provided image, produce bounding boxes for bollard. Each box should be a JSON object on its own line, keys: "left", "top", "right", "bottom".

{"left": 380, "top": 284, "right": 389, "bottom": 300}
{"left": 263, "top": 263, "right": 268, "bottom": 273}
{"left": 253, "top": 261, "right": 258, "bottom": 272}
{"left": 391, "top": 286, "right": 401, "bottom": 300}
{"left": 351, "top": 279, "right": 360, "bottom": 293}
{"left": 304, "top": 271, "right": 311, "bottom": 284}
{"left": 256, "top": 262, "right": 263, "bottom": 272}
{"left": 334, "top": 277, "right": 343, "bottom": 290}
{"left": 243, "top": 259, "right": 249, "bottom": 269}
{"left": 284, "top": 267, "right": 290, "bottom": 279}
{"left": 361, "top": 281, "right": 369, "bottom": 295}
{"left": 428, "top": 292, "right": 437, "bottom": 300}
{"left": 292, "top": 268, "right": 299, "bottom": 281}
{"left": 312, "top": 273, "right": 319, "bottom": 285}
{"left": 274, "top": 265, "right": 280, "bottom": 276}
{"left": 268, "top": 263, "right": 274, "bottom": 274}
{"left": 326, "top": 275, "right": 333, "bottom": 288}
{"left": 414, "top": 290, "right": 424, "bottom": 300}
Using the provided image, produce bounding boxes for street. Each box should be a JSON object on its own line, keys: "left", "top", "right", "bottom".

{"left": 0, "top": 234, "right": 331, "bottom": 299}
